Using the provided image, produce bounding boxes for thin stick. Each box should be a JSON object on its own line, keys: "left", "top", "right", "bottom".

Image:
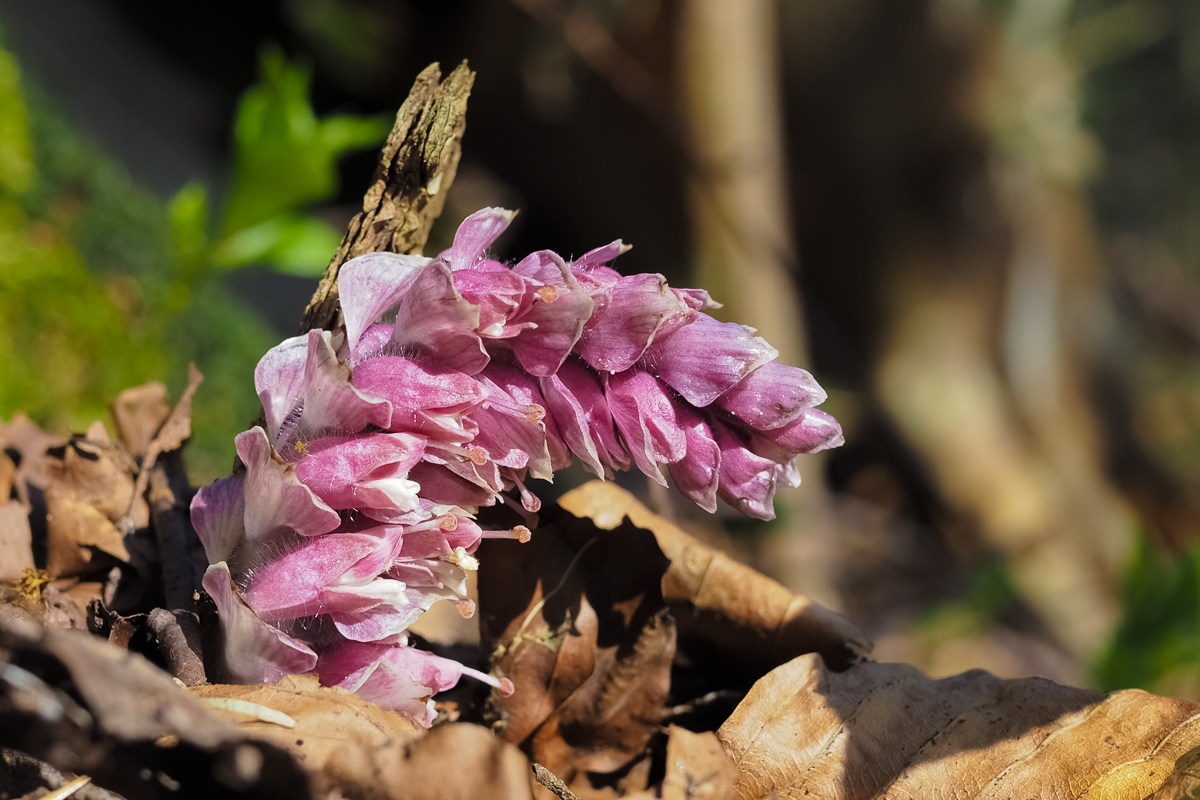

{"left": 531, "top": 763, "right": 578, "bottom": 800}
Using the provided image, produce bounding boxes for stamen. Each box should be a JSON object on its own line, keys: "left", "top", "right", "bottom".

{"left": 524, "top": 404, "right": 545, "bottom": 424}
{"left": 479, "top": 525, "right": 532, "bottom": 543}
{"left": 535, "top": 285, "right": 559, "bottom": 303}
{"left": 438, "top": 514, "right": 459, "bottom": 531}
{"left": 467, "top": 447, "right": 489, "bottom": 465}
{"left": 456, "top": 598, "right": 476, "bottom": 619}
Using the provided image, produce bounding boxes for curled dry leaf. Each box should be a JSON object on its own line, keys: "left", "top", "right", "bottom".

{"left": 190, "top": 673, "right": 423, "bottom": 773}
{"left": 717, "top": 653, "right": 1200, "bottom": 800}
{"left": 322, "top": 722, "right": 534, "bottom": 800}
{"left": 557, "top": 482, "right": 871, "bottom": 677}
{"left": 480, "top": 504, "right": 677, "bottom": 789}
{"left": 109, "top": 381, "right": 172, "bottom": 460}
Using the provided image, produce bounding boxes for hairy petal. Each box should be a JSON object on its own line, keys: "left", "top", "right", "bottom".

{"left": 236, "top": 427, "right": 341, "bottom": 547}
{"left": 642, "top": 314, "right": 777, "bottom": 407}
{"left": 296, "top": 330, "right": 393, "bottom": 439}
{"left": 539, "top": 358, "right": 628, "bottom": 478}
{"left": 203, "top": 563, "right": 317, "bottom": 684}
{"left": 254, "top": 335, "right": 308, "bottom": 444}
{"left": 352, "top": 356, "right": 485, "bottom": 444}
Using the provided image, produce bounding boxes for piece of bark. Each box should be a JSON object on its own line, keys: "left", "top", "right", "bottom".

{"left": 301, "top": 62, "right": 475, "bottom": 334}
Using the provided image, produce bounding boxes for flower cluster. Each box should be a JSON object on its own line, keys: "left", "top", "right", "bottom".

{"left": 190, "top": 208, "right": 841, "bottom": 725}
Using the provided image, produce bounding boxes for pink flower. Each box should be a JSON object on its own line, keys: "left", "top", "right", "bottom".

{"left": 192, "top": 205, "right": 841, "bottom": 725}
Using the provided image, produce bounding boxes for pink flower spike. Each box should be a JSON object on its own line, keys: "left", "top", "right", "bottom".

{"left": 666, "top": 408, "right": 721, "bottom": 513}
{"left": 294, "top": 432, "right": 426, "bottom": 512}
{"left": 605, "top": 370, "right": 688, "bottom": 486}
{"left": 190, "top": 474, "right": 246, "bottom": 566}
{"left": 254, "top": 334, "right": 308, "bottom": 444}
{"left": 641, "top": 314, "right": 778, "bottom": 407}
{"left": 236, "top": 427, "right": 341, "bottom": 545}
{"left": 448, "top": 207, "right": 517, "bottom": 270}
{"left": 715, "top": 361, "right": 828, "bottom": 431}
{"left": 509, "top": 250, "right": 596, "bottom": 376}
{"left": 749, "top": 407, "right": 845, "bottom": 462}
{"left": 576, "top": 273, "right": 692, "bottom": 374}
{"left": 294, "top": 330, "right": 393, "bottom": 440}
{"left": 712, "top": 422, "right": 779, "bottom": 521}
{"left": 203, "top": 562, "right": 317, "bottom": 684}
{"left": 337, "top": 252, "right": 430, "bottom": 353}
{"left": 391, "top": 260, "right": 490, "bottom": 374}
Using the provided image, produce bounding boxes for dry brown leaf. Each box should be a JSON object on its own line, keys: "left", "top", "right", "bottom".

{"left": 661, "top": 726, "right": 736, "bottom": 800}
{"left": 557, "top": 482, "right": 871, "bottom": 675}
{"left": 717, "top": 653, "right": 1200, "bottom": 800}
{"left": 108, "top": 382, "right": 172, "bottom": 459}
{"left": 481, "top": 505, "right": 676, "bottom": 788}
{"left": 190, "top": 674, "right": 423, "bottom": 772}
{"left": 43, "top": 436, "right": 144, "bottom": 577}
{"left": 322, "top": 722, "right": 534, "bottom": 800}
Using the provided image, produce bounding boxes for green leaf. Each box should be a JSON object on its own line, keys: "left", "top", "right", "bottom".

{"left": 213, "top": 214, "right": 341, "bottom": 277}
{"left": 220, "top": 44, "right": 389, "bottom": 236}
{"left": 168, "top": 182, "right": 211, "bottom": 279}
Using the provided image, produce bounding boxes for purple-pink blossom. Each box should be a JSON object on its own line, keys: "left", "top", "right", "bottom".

{"left": 191, "top": 206, "right": 841, "bottom": 725}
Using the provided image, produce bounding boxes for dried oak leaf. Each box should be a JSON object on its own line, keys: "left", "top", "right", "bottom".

{"left": 190, "top": 674, "right": 423, "bottom": 773}
{"left": 0, "top": 499, "right": 34, "bottom": 580}
{"left": 479, "top": 503, "right": 676, "bottom": 787}
{"left": 717, "top": 653, "right": 1200, "bottom": 800}
{"left": 109, "top": 381, "right": 172, "bottom": 460}
{"left": 557, "top": 482, "right": 871, "bottom": 678}
{"left": 322, "top": 722, "right": 534, "bottom": 800}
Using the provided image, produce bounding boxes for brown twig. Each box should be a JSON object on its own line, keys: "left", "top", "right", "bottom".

{"left": 301, "top": 62, "right": 476, "bottom": 334}
{"left": 531, "top": 763, "right": 578, "bottom": 800}
{"left": 146, "top": 608, "right": 206, "bottom": 687}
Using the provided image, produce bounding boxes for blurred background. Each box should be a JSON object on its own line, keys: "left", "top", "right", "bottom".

{"left": 1, "top": 0, "right": 1198, "bottom": 698}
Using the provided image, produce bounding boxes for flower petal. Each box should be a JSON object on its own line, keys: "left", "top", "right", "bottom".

{"left": 294, "top": 432, "right": 426, "bottom": 512}
{"left": 749, "top": 407, "right": 845, "bottom": 461}
{"left": 337, "top": 252, "right": 430, "bottom": 353}
{"left": 243, "top": 528, "right": 401, "bottom": 622}
{"left": 509, "top": 250, "right": 596, "bottom": 376}
{"left": 577, "top": 273, "right": 692, "bottom": 373}
{"left": 539, "top": 358, "right": 628, "bottom": 478}
{"left": 605, "top": 370, "right": 687, "bottom": 485}
{"left": 448, "top": 207, "right": 517, "bottom": 270}
{"left": 203, "top": 562, "right": 317, "bottom": 684}
{"left": 716, "top": 361, "right": 828, "bottom": 431}
{"left": 666, "top": 408, "right": 720, "bottom": 513}
{"left": 642, "top": 314, "right": 777, "bottom": 407}
{"left": 296, "top": 330, "right": 393, "bottom": 439}
{"left": 236, "top": 427, "right": 341, "bottom": 546}
{"left": 713, "top": 422, "right": 779, "bottom": 521}
{"left": 571, "top": 239, "right": 630, "bottom": 270}
{"left": 254, "top": 334, "right": 308, "bottom": 444}
{"left": 352, "top": 356, "right": 486, "bottom": 444}
{"left": 190, "top": 474, "right": 246, "bottom": 566}
{"left": 391, "top": 260, "right": 489, "bottom": 374}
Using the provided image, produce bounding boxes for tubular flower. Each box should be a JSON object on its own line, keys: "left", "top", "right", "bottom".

{"left": 191, "top": 206, "right": 841, "bottom": 724}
